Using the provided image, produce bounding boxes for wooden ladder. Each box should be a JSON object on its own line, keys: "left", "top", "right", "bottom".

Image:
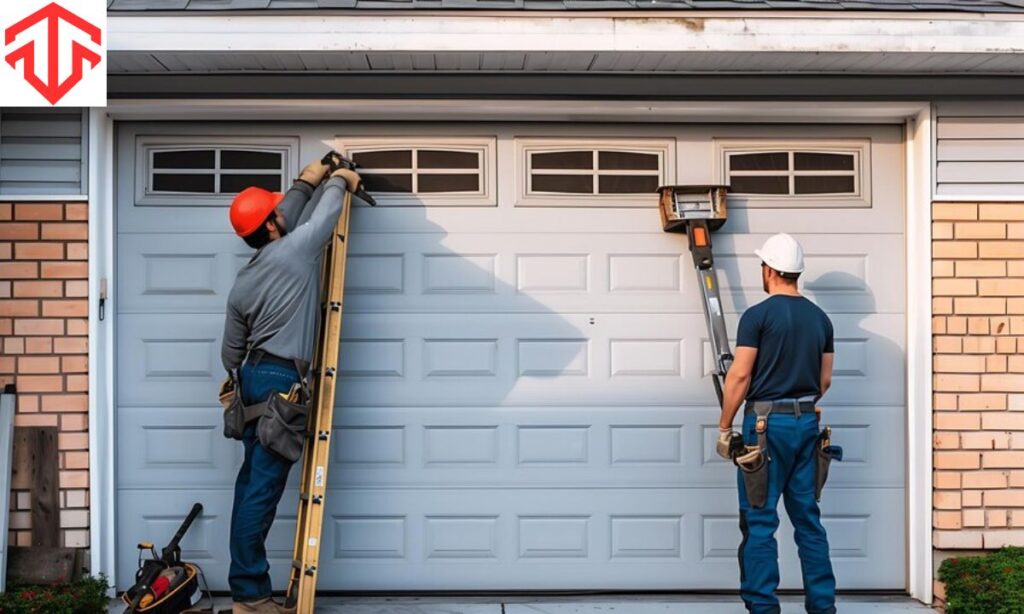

{"left": 285, "top": 190, "right": 353, "bottom": 613}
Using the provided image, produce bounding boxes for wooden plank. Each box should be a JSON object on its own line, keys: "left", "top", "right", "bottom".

{"left": 0, "top": 389, "right": 15, "bottom": 593}
{"left": 11, "top": 427, "right": 60, "bottom": 548}
{"left": 6, "top": 547, "right": 79, "bottom": 586}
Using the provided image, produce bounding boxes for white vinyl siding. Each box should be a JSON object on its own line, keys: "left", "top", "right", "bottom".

{"left": 935, "top": 102, "right": 1024, "bottom": 201}
{"left": 0, "top": 109, "right": 87, "bottom": 198}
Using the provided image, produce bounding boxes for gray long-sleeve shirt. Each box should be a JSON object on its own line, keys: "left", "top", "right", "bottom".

{"left": 220, "top": 176, "right": 348, "bottom": 373}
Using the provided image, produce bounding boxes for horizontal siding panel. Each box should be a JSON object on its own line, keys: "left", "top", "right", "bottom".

{"left": 0, "top": 109, "right": 86, "bottom": 196}
{"left": 937, "top": 116, "right": 1024, "bottom": 139}
{"left": 935, "top": 106, "right": 1024, "bottom": 200}
{"left": 934, "top": 183, "right": 1024, "bottom": 198}
{"left": 937, "top": 139, "right": 1024, "bottom": 162}
{"left": 937, "top": 161, "right": 1024, "bottom": 183}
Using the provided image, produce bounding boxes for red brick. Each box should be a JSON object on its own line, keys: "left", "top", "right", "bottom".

{"left": 13, "top": 414, "right": 58, "bottom": 428}
{"left": 59, "top": 471, "right": 88, "bottom": 489}
{"left": 40, "top": 223, "right": 87, "bottom": 241}
{"left": 65, "top": 204, "right": 87, "bottom": 221}
{"left": 66, "top": 319, "right": 87, "bottom": 335}
{"left": 40, "top": 262, "right": 87, "bottom": 279}
{"left": 17, "top": 356, "right": 59, "bottom": 374}
{"left": 60, "top": 356, "right": 87, "bottom": 373}
{"left": 53, "top": 337, "right": 87, "bottom": 354}
{"left": 14, "top": 203, "right": 63, "bottom": 221}
{"left": 0, "top": 280, "right": 8, "bottom": 299}
{"left": 15, "top": 375, "right": 63, "bottom": 393}
{"left": 66, "top": 375, "right": 87, "bottom": 392}
{"left": 13, "top": 281, "right": 63, "bottom": 298}
{"left": 64, "top": 452, "right": 89, "bottom": 470}
{"left": 60, "top": 414, "right": 87, "bottom": 431}
{"left": 42, "top": 300, "right": 87, "bottom": 318}
{"left": 16, "top": 394, "right": 37, "bottom": 412}
{"left": 0, "top": 204, "right": 10, "bottom": 220}
{"left": 24, "top": 337, "right": 51, "bottom": 354}
{"left": 0, "top": 243, "right": 10, "bottom": 261}
{"left": 4, "top": 337, "right": 24, "bottom": 355}
{"left": 41, "top": 395, "right": 87, "bottom": 413}
{"left": 65, "top": 243, "right": 87, "bottom": 260}
{"left": 13, "top": 242, "right": 62, "bottom": 260}
{"left": 13, "top": 319, "right": 63, "bottom": 335}
{"left": 64, "top": 280, "right": 87, "bottom": 298}
{"left": 0, "top": 355, "right": 14, "bottom": 373}
{"left": 58, "top": 432, "right": 88, "bottom": 450}
{"left": 0, "top": 262, "right": 38, "bottom": 279}
{"left": 0, "top": 223, "right": 39, "bottom": 240}
{"left": 0, "top": 319, "right": 12, "bottom": 336}
{"left": 0, "top": 300, "right": 39, "bottom": 317}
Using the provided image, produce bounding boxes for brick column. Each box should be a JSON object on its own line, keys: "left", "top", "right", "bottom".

{"left": 0, "top": 201, "right": 90, "bottom": 550}
{"left": 932, "top": 202, "right": 1024, "bottom": 553}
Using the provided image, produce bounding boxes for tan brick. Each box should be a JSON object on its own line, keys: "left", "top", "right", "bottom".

{"left": 934, "top": 471, "right": 962, "bottom": 489}
{"left": 937, "top": 409, "right": 980, "bottom": 428}
{"left": 1010, "top": 355, "right": 1024, "bottom": 373}
{"left": 14, "top": 242, "right": 63, "bottom": 260}
{"left": 963, "top": 471, "right": 1009, "bottom": 489}
{"left": 65, "top": 203, "right": 87, "bottom": 221}
{"left": 935, "top": 374, "right": 980, "bottom": 392}
{"left": 983, "top": 451, "right": 1024, "bottom": 468}
{"left": 0, "top": 262, "right": 38, "bottom": 279}
{"left": 66, "top": 374, "right": 87, "bottom": 392}
{"left": 1013, "top": 511, "right": 1024, "bottom": 528}
{"left": 934, "top": 336, "right": 962, "bottom": 353}
{"left": 959, "top": 394, "right": 1007, "bottom": 412}
{"left": 969, "top": 317, "right": 992, "bottom": 335}
{"left": 1009, "top": 223, "right": 1024, "bottom": 239}
{"left": 957, "top": 222, "right": 1007, "bottom": 239}
{"left": 961, "top": 431, "right": 1010, "bottom": 450}
{"left": 982, "top": 374, "right": 1024, "bottom": 392}
{"left": 13, "top": 414, "right": 58, "bottom": 428}
{"left": 24, "top": 337, "right": 51, "bottom": 354}
{"left": 0, "top": 223, "right": 39, "bottom": 240}
{"left": 65, "top": 489, "right": 88, "bottom": 508}
{"left": 934, "top": 529, "right": 983, "bottom": 549}
{"left": 0, "top": 204, "right": 10, "bottom": 221}
{"left": 935, "top": 491, "right": 962, "bottom": 510}
{"left": 60, "top": 414, "right": 88, "bottom": 431}
{"left": 988, "top": 354, "right": 1009, "bottom": 373}
{"left": 0, "top": 319, "right": 11, "bottom": 337}
{"left": 934, "top": 510, "right": 962, "bottom": 529}
{"left": 12, "top": 280, "right": 63, "bottom": 298}
{"left": 66, "top": 319, "right": 87, "bottom": 335}
{"left": 1010, "top": 394, "right": 1024, "bottom": 410}
{"left": 956, "top": 297, "right": 1007, "bottom": 315}
{"left": 980, "top": 204, "right": 1024, "bottom": 220}
{"left": 0, "top": 280, "right": 9, "bottom": 298}
{"left": 993, "top": 317, "right": 1011, "bottom": 335}
{"left": 934, "top": 393, "right": 958, "bottom": 411}
{"left": 984, "top": 491, "right": 1024, "bottom": 507}
{"left": 53, "top": 337, "right": 87, "bottom": 354}
{"left": 935, "top": 354, "right": 987, "bottom": 373}
{"left": 934, "top": 241, "right": 977, "bottom": 259}
{"left": 933, "top": 260, "right": 955, "bottom": 278}
{"left": 935, "top": 203, "right": 979, "bottom": 220}
{"left": 64, "top": 530, "right": 89, "bottom": 548}
{"left": 948, "top": 317, "right": 968, "bottom": 334}
{"left": 1010, "top": 299, "right": 1024, "bottom": 315}
{"left": 14, "top": 203, "right": 63, "bottom": 221}
{"left": 964, "top": 490, "right": 983, "bottom": 507}
{"left": 58, "top": 432, "right": 88, "bottom": 450}
{"left": 963, "top": 508, "right": 986, "bottom": 527}
{"left": 64, "top": 280, "right": 87, "bottom": 298}
{"left": 13, "top": 319, "right": 62, "bottom": 336}
{"left": 4, "top": 337, "right": 24, "bottom": 355}
{"left": 0, "top": 299, "right": 39, "bottom": 317}
{"left": 989, "top": 509, "right": 1009, "bottom": 528}
{"left": 1011, "top": 471, "right": 1024, "bottom": 488}
{"left": 41, "top": 395, "right": 87, "bottom": 413}
{"left": 15, "top": 375, "right": 62, "bottom": 393}
{"left": 59, "top": 471, "right": 88, "bottom": 489}
{"left": 40, "top": 261, "right": 87, "bottom": 279}
{"left": 984, "top": 531, "right": 1024, "bottom": 548}
{"left": 65, "top": 243, "right": 87, "bottom": 260}
{"left": 963, "top": 336, "right": 996, "bottom": 354}
{"left": 40, "top": 223, "right": 87, "bottom": 241}
{"left": 997, "top": 337, "right": 1018, "bottom": 354}
{"left": 60, "top": 355, "right": 87, "bottom": 373}
{"left": 982, "top": 412, "right": 1024, "bottom": 430}
{"left": 1011, "top": 261, "right": 1024, "bottom": 277}
{"left": 956, "top": 259, "right": 1007, "bottom": 277}
{"left": 980, "top": 279, "right": 1024, "bottom": 296}
{"left": 935, "top": 451, "right": 981, "bottom": 469}
{"left": 42, "top": 300, "right": 88, "bottom": 318}
{"left": 933, "top": 317, "right": 947, "bottom": 335}
{"left": 980, "top": 242, "right": 1024, "bottom": 259}
{"left": 64, "top": 451, "right": 89, "bottom": 470}
{"left": 935, "top": 278, "right": 977, "bottom": 296}
{"left": 933, "top": 222, "right": 954, "bottom": 239}
{"left": 16, "top": 395, "right": 37, "bottom": 412}
{"left": 17, "top": 356, "right": 59, "bottom": 374}
{"left": 934, "top": 297, "right": 953, "bottom": 315}
{"left": 934, "top": 432, "right": 960, "bottom": 449}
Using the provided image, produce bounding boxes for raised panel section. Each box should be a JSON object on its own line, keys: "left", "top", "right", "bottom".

{"left": 833, "top": 338, "right": 868, "bottom": 377}
{"left": 822, "top": 516, "right": 870, "bottom": 559}
{"left": 517, "top": 255, "right": 589, "bottom": 292}
{"left": 701, "top": 515, "right": 740, "bottom": 560}
{"left": 334, "top": 516, "right": 406, "bottom": 559}
{"left": 338, "top": 339, "right": 404, "bottom": 378}
{"left": 424, "top": 427, "right": 498, "bottom": 465}
{"left": 423, "top": 339, "right": 498, "bottom": 377}
{"left": 609, "top": 255, "right": 680, "bottom": 292}
{"left": 517, "top": 339, "right": 588, "bottom": 376}
{"left": 265, "top": 515, "right": 297, "bottom": 559}
{"left": 518, "top": 516, "right": 589, "bottom": 559}
{"left": 516, "top": 426, "right": 589, "bottom": 464}
{"left": 422, "top": 254, "right": 496, "bottom": 294}
{"left": 610, "top": 516, "right": 682, "bottom": 559}
{"left": 346, "top": 254, "right": 404, "bottom": 294}
{"left": 144, "top": 254, "right": 217, "bottom": 296}
{"left": 143, "top": 426, "right": 216, "bottom": 467}
{"left": 425, "top": 516, "right": 498, "bottom": 559}
{"left": 144, "top": 338, "right": 216, "bottom": 378}
{"left": 335, "top": 427, "right": 405, "bottom": 465}
{"left": 609, "top": 340, "right": 682, "bottom": 377}
{"left": 611, "top": 426, "right": 682, "bottom": 464}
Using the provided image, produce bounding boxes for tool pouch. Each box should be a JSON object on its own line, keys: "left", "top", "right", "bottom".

{"left": 257, "top": 393, "right": 310, "bottom": 463}
{"left": 736, "top": 446, "right": 769, "bottom": 509}
{"left": 813, "top": 427, "right": 843, "bottom": 502}
{"left": 220, "top": 377, "right": 246, "bottom": 441}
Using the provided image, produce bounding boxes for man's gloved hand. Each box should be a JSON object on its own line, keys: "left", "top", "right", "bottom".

{"left": 298, "top": 159, "right": 331, "bottom": 187}
{"left": 717, "top": 428, "right": 739, "bottom": 460}
{"left": 219, "top": 377, "right": 236, "bottom": 411}
{"left": 330, "top": 167, "right": 362, "bottom": 193}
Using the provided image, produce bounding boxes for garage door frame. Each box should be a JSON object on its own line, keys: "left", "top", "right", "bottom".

{"left": 86, "top": 100, "right": 934, "bottom": 602}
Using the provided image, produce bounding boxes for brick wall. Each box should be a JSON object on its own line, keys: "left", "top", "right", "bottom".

{"left": 933, "top": 202, "right": 1024, "bottom": 554}
{"left": 0, "top": 201, "right": 89, "bottom": 550}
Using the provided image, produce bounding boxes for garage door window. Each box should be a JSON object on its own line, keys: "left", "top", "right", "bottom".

{"left": 717, "top": 140, "right": 870, "bottom": 208}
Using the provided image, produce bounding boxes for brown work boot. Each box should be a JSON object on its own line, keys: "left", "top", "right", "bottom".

{"left": 232, "top": 597, "right": 295, "bottom": 614}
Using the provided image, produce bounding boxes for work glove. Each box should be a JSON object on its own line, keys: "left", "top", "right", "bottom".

{"left": 218, "top": 377, "right": 236, "bottom": 411}
{"left": 330, "top": 167, "right": 363, "bottom": 193}
{"left": 716, "top": 428, "right": 739, "bottom": 460}
{"left": 297, "top": 159, "right": 331, "bottom": 187}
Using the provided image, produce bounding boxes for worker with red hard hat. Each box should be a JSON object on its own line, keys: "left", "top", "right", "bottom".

{"left": 219, "top": 157, "right": 361, "bottom": 614}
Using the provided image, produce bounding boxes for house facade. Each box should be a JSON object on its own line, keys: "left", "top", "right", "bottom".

{"left": 2, "top": 0, "right": 1024, "bottom": 606}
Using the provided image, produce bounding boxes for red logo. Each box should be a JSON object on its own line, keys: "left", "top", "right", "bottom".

{"left": 4, "top": 2, "right": 102, "bottom": 105}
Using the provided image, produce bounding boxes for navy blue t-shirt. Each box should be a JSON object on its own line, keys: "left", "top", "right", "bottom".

{"left": 735, "top": 294, "right": 834, "bottom": 402}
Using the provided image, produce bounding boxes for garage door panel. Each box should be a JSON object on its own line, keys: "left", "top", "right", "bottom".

{"left": 117, "top": 487, "right": 903, "bottom": 591}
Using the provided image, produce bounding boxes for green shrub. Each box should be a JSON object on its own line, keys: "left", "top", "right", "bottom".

{"left": 938, "top": 546, "right": 1024, "bottom": 614}
{"left": 0, "top": 574, "right": 110, "bottom": 614}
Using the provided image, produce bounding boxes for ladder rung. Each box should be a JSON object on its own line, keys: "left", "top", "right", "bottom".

{"left": 304, "top": 566, "right": 317, "bottom": 577}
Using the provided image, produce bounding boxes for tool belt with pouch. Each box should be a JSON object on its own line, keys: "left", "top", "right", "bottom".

{"left": 220, "top": 351, "right": 311, "bottom": 463}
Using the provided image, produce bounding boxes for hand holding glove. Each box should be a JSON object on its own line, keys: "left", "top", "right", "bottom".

{"left": 330, "top": 167, "right": 363, "bottom": 193}
{"left": 297, "top": 159, "right": 331, "bottom": 187}
{"left": 716, "top": 428, "right": 740, "bottom": 460}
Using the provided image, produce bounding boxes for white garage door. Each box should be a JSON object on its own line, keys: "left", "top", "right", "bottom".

{"left": 115, "top": 122, "right": 906, "bottom": 591}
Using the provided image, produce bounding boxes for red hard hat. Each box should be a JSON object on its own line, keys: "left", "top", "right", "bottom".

{"left": 229, "top": 187, "right": 284, "bottom": 237}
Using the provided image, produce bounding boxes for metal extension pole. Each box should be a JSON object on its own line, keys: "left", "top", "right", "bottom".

{"left": 685, "top": 220, "right": 734, "bottom": 406}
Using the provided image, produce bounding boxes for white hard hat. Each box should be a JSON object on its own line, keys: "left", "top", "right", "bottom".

{"left": 754, "top": 233, "right": 805, "bottom": 274}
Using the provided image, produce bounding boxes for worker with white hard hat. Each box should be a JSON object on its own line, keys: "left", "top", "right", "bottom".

{"left": 715, "top": 233, "right": 838, "bottom": 614}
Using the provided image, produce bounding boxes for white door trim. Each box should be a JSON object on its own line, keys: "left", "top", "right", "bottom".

{"left": 91, "top": 100, "right": 933, "bottom": 602}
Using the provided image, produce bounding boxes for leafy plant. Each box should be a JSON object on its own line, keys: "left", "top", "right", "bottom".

{"left": 0, "top": 574, "right": 110, "bottom": 614}
{"left": 938, "top": 547, "right": 1024, "bottom": 614}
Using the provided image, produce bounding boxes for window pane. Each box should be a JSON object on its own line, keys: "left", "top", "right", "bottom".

{"left": 152, "top": 150, "right": 215, "bottom": 169}
{"left": 221, "top": 150, "right": 282, "bottom": 170}
{"left": 729, "top": 175, "right": 789, "bottom": 194}
{"left": 151, "top": 173, "right": 215, "bottom": 193}
{"left": 353, "top": 150, "right": 412, "bottom": 169}
{"left": 532, "top": 174, "right": 593, "bottom": 193}
{"left": 598, "top": 174, "right": 660, "bottom": 194}
{"left": 531, "top": 151, "right": 593, "bottom": 170}
{"left": 794, "top": 152, "right": 854, "bottom": 171}
{"left": 363, "top": 173, "right": 413, "bottom": 193}
{"left": 598, "top": 151, "right": 659, "bottom": 171}
{"left": 729, "top": 152, "right": 789, "bottom": 171}
{"left": 794, "top": 175, "right": 856, "bottom": 194}
{"left": 221, "top": 174, "right": 283, "bottom": 193}
{"left": 418, "top": 150, "right": 479, "bottom": 169}
{"left": 418, "top": 173, "right": 480, "bottom": 193}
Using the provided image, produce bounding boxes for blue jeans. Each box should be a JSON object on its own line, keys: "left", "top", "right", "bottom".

{"left": 229, "top": 361, "right": 300, "bottom": 602}
{"left": 737, "top": 411, "right": 836, "bottom": 614}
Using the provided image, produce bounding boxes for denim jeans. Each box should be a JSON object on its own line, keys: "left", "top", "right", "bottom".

{"left": 228, "top": 360, "right": 300, "bottom": 602}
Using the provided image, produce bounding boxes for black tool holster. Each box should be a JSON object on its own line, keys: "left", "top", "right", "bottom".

{"left": 736, "top": 403, "right": 771, "bottom": 509}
